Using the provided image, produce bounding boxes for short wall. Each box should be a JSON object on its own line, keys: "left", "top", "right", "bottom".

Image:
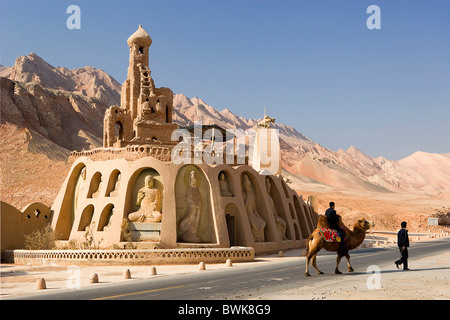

{"left": 4, "top": 247, "right": 255, "bottom": 266}
{"left": 1, "top": 201, "right": 52, "bottom": 262}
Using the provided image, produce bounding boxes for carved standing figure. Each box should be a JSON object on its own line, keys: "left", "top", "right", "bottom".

{"left": 266, "top": 178, "right": 287, "bottom": 240}
{"left": 219, "top": 172, "right": 233, "bottom": 197}
{"left": 178, "top": 170, "right": 202, "bottom": 242}
{"left": 242, "top": 174, "right": 266, "bottom": 242}
{"left": 128, "top": 175, "right": 162, "bottom": 223}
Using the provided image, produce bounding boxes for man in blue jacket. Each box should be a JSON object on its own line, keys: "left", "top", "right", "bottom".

{"left": 325, "top": 202, "right": 347, "bottom": 254}
{"left": 395, "top": 221, "right": 410, "bottom": 270}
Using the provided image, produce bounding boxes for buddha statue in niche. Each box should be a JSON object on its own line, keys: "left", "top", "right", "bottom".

{"left": 266, "top": 178, "right": 287, "bottom": 240}
{"left": 128, "top": 175, "right": 162, "bottom": 223}
{"left": 242, "top": 174, "right": 266, "bottom": 242}
{"left": 178, "top": 170, "right": 202, "bottom": 243}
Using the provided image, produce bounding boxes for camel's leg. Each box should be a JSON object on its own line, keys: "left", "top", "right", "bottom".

{"left": 305, "top": 246, "right": 314, "bottom": 277}
{"left": 311, "top": 254, "right": 324, "bottom": 274}
{"left": 305, "top": 253, "right": 313, "bottom": 277}
{"left": 345, "top": 253, "right": 354, "bottom": 272}
{"left": 305, "top": 236, "right": 322, "bottom": 277}
{"left": 335, "top": 254, "right": 343, "bottom": 274}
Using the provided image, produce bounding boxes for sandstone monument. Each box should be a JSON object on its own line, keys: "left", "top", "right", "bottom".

{"left": 2, "top": 25, "right": 318, "bottom": 263}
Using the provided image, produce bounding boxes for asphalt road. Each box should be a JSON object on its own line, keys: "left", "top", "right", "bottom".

{"left": 5, "top": 237, "right": 449, "bottom": 301}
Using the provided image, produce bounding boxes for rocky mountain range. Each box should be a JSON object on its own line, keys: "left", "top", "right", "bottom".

{"left": 1, "top": 53, "right": 449, "bottom": 209}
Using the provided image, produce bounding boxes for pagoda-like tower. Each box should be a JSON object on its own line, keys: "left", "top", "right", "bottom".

{"left": 48, "top": 25, "right": 318, "bottom": 256}
{"left": 103, "top": 25, "right": 177, "bottom": 148}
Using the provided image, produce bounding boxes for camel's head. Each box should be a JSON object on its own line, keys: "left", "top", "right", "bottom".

{"left": 355, "top": 218, "right": 375, "bottom": 231}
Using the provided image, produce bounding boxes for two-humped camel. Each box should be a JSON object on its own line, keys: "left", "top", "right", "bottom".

{"left": 305, "top": 215, "right": 374, "bottom": 276}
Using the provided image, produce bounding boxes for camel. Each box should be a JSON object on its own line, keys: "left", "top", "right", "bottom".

{"left": 305, "top": 215, "right": 374, "bottom": 276}
{"left": 258, "top": 115, "right": 276, "bottom": 128}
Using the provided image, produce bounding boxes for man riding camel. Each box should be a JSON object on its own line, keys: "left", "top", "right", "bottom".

{"left": 325, "top": 202, "right": 348, "bottom": 254}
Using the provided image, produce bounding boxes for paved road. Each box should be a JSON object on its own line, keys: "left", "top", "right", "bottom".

{"left": 5, "top": 237, "right": 449, "bottom": 301}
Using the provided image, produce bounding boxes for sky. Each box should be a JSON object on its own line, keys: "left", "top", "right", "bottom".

{"left": 1, "top": 0, "right": 449, "bottom": 160}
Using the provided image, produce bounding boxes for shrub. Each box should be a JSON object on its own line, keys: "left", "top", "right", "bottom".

{"left": 24, "top": 224, "right": 56, "bottom": 250}
{"left": 121, "top": 219, "right": 136, "bottom": 249}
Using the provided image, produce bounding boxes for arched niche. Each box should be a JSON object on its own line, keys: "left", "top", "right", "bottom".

{"left": 175, "top": 165, "right": 215, "bottom": 243}
{"left": 105, "top": 169, "right": 121, "bottom": 197}
{"left": 115, "top": 121, "right": 124, "bottom": 141}
{"left": 97, "top": 204, "right": 114, "bottom": 231}
{"left": 78, "top": 205, "right": 94, "bottom": 231}
{"left": 54, "top": 162, "right": 86, "bottom": 240}
{"left": 124, "top": 168, "right": 164, "bottom": 221}
{"left": 87, "top": 172, "right": 103, "bottom": 198}
{"left": 293, "top": 195, "right": 310, "bottom": 239}
{"left": 218, "top": 170, "right": 233, "bottom": 197}
{"left": 74, "top": 166, "right": 87, "bottom": 214}
{"left": 289, "top": 203, "right": 301, "bottom": 240}
{"left": 224, "top": 203, "right": 238, "bottom": 247}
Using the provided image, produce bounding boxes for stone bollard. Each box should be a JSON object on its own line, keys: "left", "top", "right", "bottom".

{"left": 278, "top": 251, "right": 284, "bottom": 257}
{"left": 35, "top": 278, "right": 46, "bottom": 290}
{"left": 149, "top": 266, "right": 157, "bottom": 276}
{"left": 384, "top": 240, "right": 388, "bottom": 245}
{"left": 375, "top": 241, "right": 379, "bottom": 246}
{"left": 226, "top": 259, "right": 233, "bottom": 267}
{"left": 123, "top": 269, "right": 131, "bottom": 279}
{"left": 198, "top": 262, "right": 206, "bottom": 271}
{"left": 89, "top": 273, "right": 99, "bottom": 283}
{"left": 361, "top": 243, "right": 366, "bottom": 248}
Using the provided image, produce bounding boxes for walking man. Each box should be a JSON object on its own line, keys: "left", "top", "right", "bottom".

{"left": 395, "top": 221, "right": 410, "bottom": 270}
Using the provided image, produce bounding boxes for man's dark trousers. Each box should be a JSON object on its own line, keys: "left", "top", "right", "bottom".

{"left": 396, "top": 228, "right": 409, "bottom": 270}
{"left": 398, "top": 247, "right": 408, "bottom": 269}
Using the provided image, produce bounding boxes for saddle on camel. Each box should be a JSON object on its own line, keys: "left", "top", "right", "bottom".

{"left": 305, "top": 214, "right": 374, "bottom": 277}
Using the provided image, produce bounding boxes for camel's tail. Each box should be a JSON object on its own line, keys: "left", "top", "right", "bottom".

{"left": 305, "top": 233, "right": 314, "bottom": 257}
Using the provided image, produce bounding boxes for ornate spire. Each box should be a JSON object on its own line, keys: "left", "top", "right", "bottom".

{"left": 127, "top": 24, "right": 152, "bottom": 47}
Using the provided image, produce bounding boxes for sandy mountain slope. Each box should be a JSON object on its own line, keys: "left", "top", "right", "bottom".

{"left": 0, "top": 77, "right": 105, "bottom": 151}
{"left": 0, "top": 123, "right": 70, "bottom": 208}
{"left": 0, "top": 52, "right": 121, "bottom": 107}
{"left": 397, "top": 152, "right": 450, "bottom": 197}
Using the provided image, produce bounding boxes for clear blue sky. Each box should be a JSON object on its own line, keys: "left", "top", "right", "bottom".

{"left": 1, "top": 0, "right": 449, "bottom": 160}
